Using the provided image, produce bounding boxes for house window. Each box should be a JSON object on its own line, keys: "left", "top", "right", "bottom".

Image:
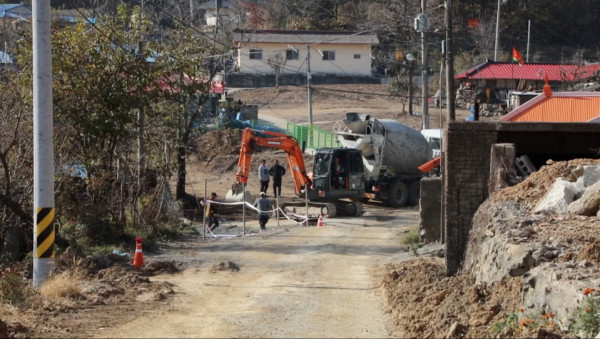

{"left": 249, "top": 49, "right": 263, "bottom": 60}
{"left": 354, "top": 54, "right": 361, "bottom": 59}
{"left": 286, "top": 49, "right": 299, "bottom": 60}
{"left": 322, "top": 51, "right": 335, "bottom": 61}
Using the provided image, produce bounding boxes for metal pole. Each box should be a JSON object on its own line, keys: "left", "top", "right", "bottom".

{"left": 408, "top": 63, "right": 413, "bottom": 115}
{"left": 305, "top": 190, "right": 309, "bottom": 227}
{"left": 494, "top": 0, "right": 501, "bottom": 61}
{"left": 243, "top": 183, "right": 246, "bottom": 235}
{"left": 33, "top": 0, "right": 55, "bottom": 289}
{"left": 276, "top": 187, "right": 280, "bottom": 228}
{"left": 203, "top": 179, "right": 207, "bottom": 241}
{"left": 439, "top": 60, "right": 444, "bottom": 121}
{"left": 445, "top": 0, "right": 455, "bottom": 121}
{"left": 526, "top": 20, "right": 531, "bottom": 62}
{"left": 421, "top": 0, "right": 429, "bottom": 129}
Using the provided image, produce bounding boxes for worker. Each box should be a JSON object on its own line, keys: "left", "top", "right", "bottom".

{"left": 205, "top": 192, "right": 219, "bottom": 231}
{"left": 269, "top": 159, "right": 286, "bottom": 197}
{"left": 253, "top": 192, "right": 273, "bottom": 231}
{"left": 333, "top": 156, "right": 345, "bottom": 189}
{"left": 258, "top": 159, "right": 270, "bottom": 195}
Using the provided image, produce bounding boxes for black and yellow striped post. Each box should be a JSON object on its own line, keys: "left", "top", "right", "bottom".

{"left": 35, "top": 207, "right": 55, "bottom": 260}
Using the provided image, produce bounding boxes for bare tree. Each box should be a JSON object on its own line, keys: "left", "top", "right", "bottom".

{"left": 0, "top": 77, "right": 34, "bottom": 259}
{"left": 267, "top": 52, "right": 287, "bottom": 90}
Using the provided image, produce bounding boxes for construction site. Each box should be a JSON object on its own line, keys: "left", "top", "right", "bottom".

{"left": 3, "top": 84, "right": 600, "bottom": 338}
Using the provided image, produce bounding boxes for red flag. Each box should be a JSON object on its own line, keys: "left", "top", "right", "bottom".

{"left": 467, "top": 19, "right": 480, "bottom": 27}
{"left": 512, "top": 47, "right": 525, "bottom": 65}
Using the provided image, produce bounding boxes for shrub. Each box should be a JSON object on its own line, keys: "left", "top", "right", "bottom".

{"left": 570, "top": 288, "right": 600, "bottom": 338}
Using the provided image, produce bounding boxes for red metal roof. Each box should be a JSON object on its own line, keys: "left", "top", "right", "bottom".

{"left": 499, "top": 90, "right": 600, "bottom": 122}
{"left": 456, "top": 61, "right": 600, "bottom": 81}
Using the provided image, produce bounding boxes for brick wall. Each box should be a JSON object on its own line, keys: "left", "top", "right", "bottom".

{"left": 443, "top": 122, "right": 600, "bottom": 275}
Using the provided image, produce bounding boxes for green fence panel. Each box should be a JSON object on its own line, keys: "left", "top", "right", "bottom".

{"left": 286, "top": 122, "right": 339, "bottom": 150}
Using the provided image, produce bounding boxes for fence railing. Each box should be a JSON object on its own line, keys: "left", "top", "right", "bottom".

{"left": 286, "top": 123, "right": 339, "bottom": 150}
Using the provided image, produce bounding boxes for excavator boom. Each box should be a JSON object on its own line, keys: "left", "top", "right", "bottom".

{"left": 233, "top": 127, "right": 311, "bottom": 197}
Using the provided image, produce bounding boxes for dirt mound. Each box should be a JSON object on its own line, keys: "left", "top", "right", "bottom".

{"left": 4, "top": 250, "right": 179, "bottom": 338}
{"left": 194, "top": 128, "right": 243, "bottom": 160}
{"left": 231, "top": 84, "right": 396, "bottom": 107}
{"left": 383, "top": 159, "right": 600, "bottom": 338}
{"left": 381, "top": 257, "right": 559, "bottom": 338}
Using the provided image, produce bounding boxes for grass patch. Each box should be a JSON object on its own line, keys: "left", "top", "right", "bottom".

{"left": 39, "top": 270, "right": 83, "bottom": 300}
{"left": 401, "top": 228, "right": 422, "bottom": 256}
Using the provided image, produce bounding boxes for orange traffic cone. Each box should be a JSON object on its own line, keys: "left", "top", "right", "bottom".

{"left": 133, "top": 236, "right": 144, "bottom": 268}
{"left": 317, "top": 214, "right": 325, "bottom": 227}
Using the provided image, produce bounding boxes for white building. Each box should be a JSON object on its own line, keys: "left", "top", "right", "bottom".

{"left": 199, "top": 0, "right": 241, "bottom": 26}
{"left": 232, "top": 30, "right": 379, "bottom": 76}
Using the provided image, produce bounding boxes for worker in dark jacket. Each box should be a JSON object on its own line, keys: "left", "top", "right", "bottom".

{"left": 269, "top": 160, "right": 286, "bottom": 197}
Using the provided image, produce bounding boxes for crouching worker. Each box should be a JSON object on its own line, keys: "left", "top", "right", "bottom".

{"left": 253, "top": 192, "right": 273, "bottom": 231}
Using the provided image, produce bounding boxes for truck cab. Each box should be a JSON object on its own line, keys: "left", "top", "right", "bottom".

{"left": 420, "top": 129, "right": 442, "bottom": 158}
{"left": 308, "top": 148, "right": 365, "bottom": 201}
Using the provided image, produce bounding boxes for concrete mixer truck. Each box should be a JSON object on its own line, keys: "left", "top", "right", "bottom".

{"left": 333, "top": 113, "right": 433, "bottom": 207}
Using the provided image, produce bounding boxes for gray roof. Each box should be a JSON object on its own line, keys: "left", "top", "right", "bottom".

{"left": 233, "top": 30, "right": 379, "bottom": 45}
{"left": 0, "top": 4, "right": 31, "bottom": 19}
{"left": 199, "top": 0, "right": 235, "bottom": 10}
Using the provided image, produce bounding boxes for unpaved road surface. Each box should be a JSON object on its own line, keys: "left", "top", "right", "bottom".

{"left": 94, "top": 206, "right": 424, "bottom": 338}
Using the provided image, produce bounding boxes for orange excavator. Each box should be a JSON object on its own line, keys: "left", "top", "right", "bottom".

{"left": 233, "top": 127, "right": 311, "bottom": 197}
{"left": 227, "top": 127, "right": 364, "bottom": 216}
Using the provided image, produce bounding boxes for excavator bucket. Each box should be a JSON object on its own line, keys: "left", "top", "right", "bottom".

{"left": 225, "top": 182, "right": 253, "bottom": 203}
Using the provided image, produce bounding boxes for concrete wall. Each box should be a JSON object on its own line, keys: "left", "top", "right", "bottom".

{"left": 226, "top": 73, "right": 381, "bottom": 88}
{"left": 443, "top": 122, "right": 600, "bottom": 275}
{"left": 419, "top": 177, "right": 442, "bottom": 243}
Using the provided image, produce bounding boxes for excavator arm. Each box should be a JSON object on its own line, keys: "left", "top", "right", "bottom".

{"left": 233, "top": 127, "right": 311, "bottom": 197}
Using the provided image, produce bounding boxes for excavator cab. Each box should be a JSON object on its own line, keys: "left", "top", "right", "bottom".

{"left": 309, "top": 148, "right": 365, "bottom": 201}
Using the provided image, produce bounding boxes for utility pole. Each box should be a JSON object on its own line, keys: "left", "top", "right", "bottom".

{"left": 190, "top": 0, "right": 194, "bottom": 25}
{"left": 421, "top": 0, "right": 430, "bottom": 129}
{"left": 306, "top": 45, "right": 313, "bottom": 147}
{"left": 494, "top": 0, "right": 501, "bottom": 60}
{"left": 138, "top": 3, "right": 146, "bottom": 188}
{"left": 213, "top": 0, "right": 219, "bottom": 68}
{"left": 526, "top": 19, "right": 531, "bottom": 62}
{"left": 406, "top": 54, "right": 415, "bottom": 116}
{"left": 307, "top": 45, "right": 313, "bottom": 125}
{"left": 32, "top": 0, "right": 55, "bottom": 289}
{"left": 445, "top": 0, "right": 455, "bottom": 121}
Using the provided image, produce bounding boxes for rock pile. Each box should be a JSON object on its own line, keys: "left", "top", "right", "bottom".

{"left": 464, "top": 159, "right": 600, "bottom": 332}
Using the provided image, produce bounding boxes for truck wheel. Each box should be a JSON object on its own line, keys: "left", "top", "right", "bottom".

{"left": 408, "top": 181, "right": 420, "bottom": 206}
{"left": 385, "top": 181, "right": 408, "bottom": 207}
{"left": 321, "top": 204, "right": 337, "bottom": 217}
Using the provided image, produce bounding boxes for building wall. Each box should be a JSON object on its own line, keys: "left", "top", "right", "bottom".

{"left": 443, "top": 122, "right": 600, "bottom": 275}
{"left": 236, "top": 42, "right": 373, "bottom": 76}
{"left": 419, "top": 176, "right": 442, "bottom": 243}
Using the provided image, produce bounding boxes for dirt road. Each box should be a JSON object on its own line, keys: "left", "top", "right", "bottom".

{"left": 94, "top": 206, "right": 423, "bottom": 338}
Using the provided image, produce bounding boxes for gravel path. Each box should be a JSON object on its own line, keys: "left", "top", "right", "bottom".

{"left": 94, "top": 207, "right": 421, "bottom": 338}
